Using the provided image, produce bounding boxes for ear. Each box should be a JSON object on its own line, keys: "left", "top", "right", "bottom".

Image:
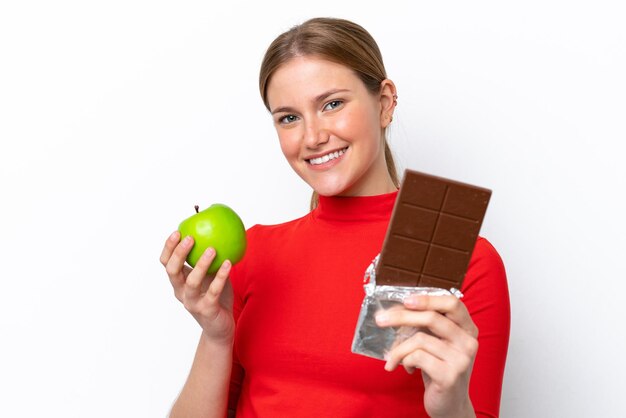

{"left": 378, "top": 79, "right": 398, "bottom": 128}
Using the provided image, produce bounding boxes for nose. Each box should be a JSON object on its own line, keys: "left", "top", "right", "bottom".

{"left": 303, "top": 118, "right": 330, "bottom": 148}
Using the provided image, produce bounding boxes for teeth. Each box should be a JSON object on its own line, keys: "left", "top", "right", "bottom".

{"left": 309, "top": 148, "right": 347, "bottom": 165}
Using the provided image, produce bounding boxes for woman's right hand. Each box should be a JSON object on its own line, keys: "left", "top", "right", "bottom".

{"left": 160, "top": 231, "right": 235, "bottom": 346}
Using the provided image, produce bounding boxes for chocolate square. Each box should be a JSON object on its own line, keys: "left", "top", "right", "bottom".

{"left": 375, "top": 170, "right": 491, "bottom": 288}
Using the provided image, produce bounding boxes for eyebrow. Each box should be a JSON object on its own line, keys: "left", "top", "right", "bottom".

{"left": 270, "top": 88, "right": 350, "bottom": 115}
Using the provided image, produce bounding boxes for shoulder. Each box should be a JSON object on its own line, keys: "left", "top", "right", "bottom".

{"left": 462, "top": 236, "right": 509, "bottom": 297}
{"left": 231, "top": 213, "right": 313, "bottom": 275}
{"left": 462, "top": 236, "right": 511, "bottom": 337}
{"left": 229, "top": 213, "right": 314, "bottom": 299}
{"left": 469, "top": 237, "right": 506, "bottom": 273}
{"left": 245, "top": 213, "right": 310, "bottom": 240}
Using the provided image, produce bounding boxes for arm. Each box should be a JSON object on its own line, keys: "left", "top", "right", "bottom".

{"left": 462, "top": 239, "right": 510, "bottom": 417}
{"left": 161, "top": 231, "right": 237, "bottom": 418}
{"left": 376, "top": 238, "right": 510, "bottom": 418}
{"left": 376, "top": 294, "right": 478, "bottom": 418}
{"left": 169, "top": 332, "right": 233, "bottom": 418}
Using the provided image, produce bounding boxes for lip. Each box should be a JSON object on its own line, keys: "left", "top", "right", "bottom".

{"left": 305, "top": 146, "right": 349, "bottom": 171}
{"left": 304, "top": 146, "right": 349, "bottom": 161}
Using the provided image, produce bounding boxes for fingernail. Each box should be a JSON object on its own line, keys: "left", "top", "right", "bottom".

{"left": 202, "top": 247, "right": 215, "bottom": 259}
{"left": 183, "top": 236, "right": 193, "bottom": 246}
{"left": 375, "top": 313, "right": 389, "bottom": 325}
{"left": 222, "top": 260, "right": 231, "bottom": 269}
{"left": 406, "top": 295, "right": 424, "bottom": 308}
{"left": 169, "top": 231, "right": 180, "bottom": 241}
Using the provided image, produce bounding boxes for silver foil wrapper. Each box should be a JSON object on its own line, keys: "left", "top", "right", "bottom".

{"left": 351, "top": 255, "right": 463, "bottom": 361}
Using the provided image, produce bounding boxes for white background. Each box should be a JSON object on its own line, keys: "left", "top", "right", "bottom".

{"left": 1, "top": 1, "right": 625, "bottom": 416}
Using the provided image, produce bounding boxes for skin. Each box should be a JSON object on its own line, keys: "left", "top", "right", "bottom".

{"left": 160, "top": 232, "right": 234, "bottom": 418}
{"left": 376, "top": 295, "right": 478, "bottom": 418}
{"left": 161, "top": 55, "right": 478, "bottom": 418}
{"left": 266, "top": 56, "right": 397, "bottom": 197}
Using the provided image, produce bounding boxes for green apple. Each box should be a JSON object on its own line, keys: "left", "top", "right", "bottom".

{"left": 178, "top": 203, "right": 247, "bottom": 274}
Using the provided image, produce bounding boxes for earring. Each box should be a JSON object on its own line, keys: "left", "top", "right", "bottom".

{"left": 393, "top": 94, "right": 398, "bottom": 106}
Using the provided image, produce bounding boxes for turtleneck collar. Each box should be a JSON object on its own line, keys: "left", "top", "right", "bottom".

{"left": 312, "top": 190, "right": 399, "bottom": 222}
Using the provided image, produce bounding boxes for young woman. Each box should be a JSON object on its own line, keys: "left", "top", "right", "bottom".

{"left": 161, "top": 17, "right": 510, "bottom": 418}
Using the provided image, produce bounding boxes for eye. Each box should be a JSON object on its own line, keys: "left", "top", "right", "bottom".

{"left": 278, "top": 114, "right": 299, "bottom": 125}
{"left": 323, "top": 100, "right": 343, "bottom": 111}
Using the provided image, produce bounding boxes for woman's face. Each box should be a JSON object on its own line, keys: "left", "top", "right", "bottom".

{"left": 266, "top": 56, "right": 397, "bottom": 197}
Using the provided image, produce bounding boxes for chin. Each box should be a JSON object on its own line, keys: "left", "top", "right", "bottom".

{"left": 311, "top": 180, "right": 352, "bottom": 197}
{"left": 298, "top": 164, "right": 361, "bottom": 197}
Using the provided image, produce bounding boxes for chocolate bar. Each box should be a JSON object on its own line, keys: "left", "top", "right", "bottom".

{"left": 375, "top": 169, "right": 491, "bottom": 289}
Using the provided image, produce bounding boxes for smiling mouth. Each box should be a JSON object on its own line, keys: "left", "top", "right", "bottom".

{"left": 306, "top": 147, "right": 348, "bottom": 165}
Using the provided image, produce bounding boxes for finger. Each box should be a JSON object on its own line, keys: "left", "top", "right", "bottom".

{"left": 159, "top": 230, "right": 181, "bottom": 266}
{"left": 401, "top": 346, "right": 475, "bottom": 390}
{"left": 403, "top": 295, "right": 478, "bottom": 337}
{"left": 384, "top": 331, "right": 452, "bottom": 371}
{"left": 195, "top": 260, "right": 232, "bottom": 317}
{"left": 205, "top": 259, "right": 232, "bottom": 302}
{"left": 184, "top": 247, "right": 216, "bottom": 302}
{"left": 400, "top": 350, "right": 447, "bottom": 386}
{"left": 377, "top": 308, "right": 479, "bottom": 356}
{"left": 165, "top": 235, "right": 194, "bottom": 275}
{"left": 165, "top": 235, "right": 195, "bottom": 289}
{"left": 376, "top": 309, "right": 457, "bottom": 342}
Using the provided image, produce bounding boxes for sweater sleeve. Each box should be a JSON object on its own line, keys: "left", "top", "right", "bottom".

{"left": 461, "top": 238, "right": 511, "bottom": 418}
{"left": 226, "top": 266, "right": 245, "bottom": 413}
{"left": 227, "top": 315, "right": 244, "bottom": 413}
{"left": 226, "top": 225, "right": 260, "bottom": 413}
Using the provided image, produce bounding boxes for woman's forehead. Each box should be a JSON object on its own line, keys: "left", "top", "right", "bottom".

{"left": 266, "top": 57, "right": 362, "bottom": 106}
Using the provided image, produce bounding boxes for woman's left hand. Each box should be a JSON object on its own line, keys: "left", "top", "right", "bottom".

{"left": 375, "top": 294, "right": 478, "bottom": 418}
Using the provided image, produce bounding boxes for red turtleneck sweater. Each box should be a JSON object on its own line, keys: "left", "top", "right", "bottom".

{"left": 228, "top": 192, "right": 510, "bottom": 417}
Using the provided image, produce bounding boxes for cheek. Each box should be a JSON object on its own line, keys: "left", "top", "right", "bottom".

{"left": 336, "top": 107, "right": 361, "bottom": 132}
{"left": 338, "top": 106, "right": 380, "bottom": 138}
{"left": 278, "top": 131, "right": 300, "bottom": 160}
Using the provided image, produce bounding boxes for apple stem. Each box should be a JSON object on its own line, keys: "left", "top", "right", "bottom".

{"left": 194, "top": 205, "right": 199, "bottom": 213}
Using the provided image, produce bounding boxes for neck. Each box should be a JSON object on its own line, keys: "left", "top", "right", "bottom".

{"left": 314, "top": 189, "right": 398, "bottom": 222}
{"left": 338, "top": 170, "right": 398, "bottom": 197}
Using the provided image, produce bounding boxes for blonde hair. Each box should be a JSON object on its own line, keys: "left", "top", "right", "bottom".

{"left": 259, "top": 17, "right": 399, "bottom": 210}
